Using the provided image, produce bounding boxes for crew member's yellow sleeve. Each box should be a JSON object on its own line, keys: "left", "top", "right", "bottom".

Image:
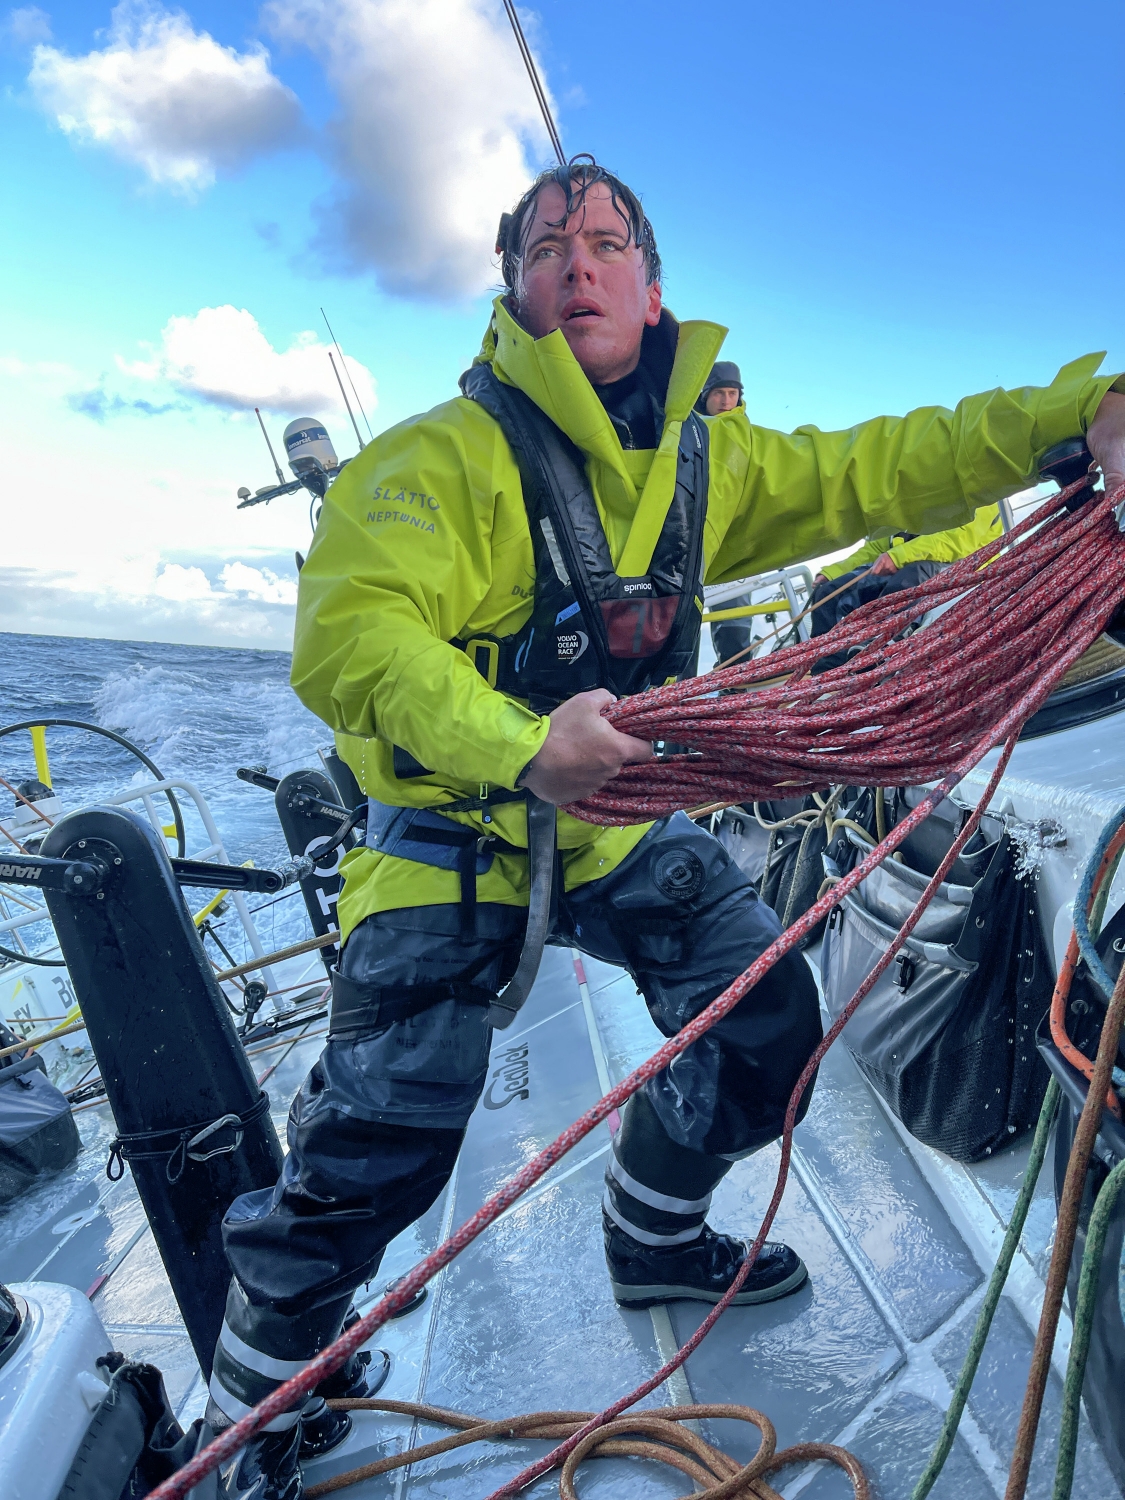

{"left": 819, "top": 536, "right": 889, "bottom": 581}
{"left": 705, "top": 354, "right": 1122, "bottom": 585}
{"left": 819, "top": 506, "right": 1003, "bottom": 579}
{"left": 889, "top": 507, "right": 1002, "bottom": 568}
{"left": 291, "top": 413, "right": 548, "bottom": 792}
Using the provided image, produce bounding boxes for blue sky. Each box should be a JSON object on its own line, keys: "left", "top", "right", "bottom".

{"left": 2, "top": 0, "right": 1122, "bottom": 648}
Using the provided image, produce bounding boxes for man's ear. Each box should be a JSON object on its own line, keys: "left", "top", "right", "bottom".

{"left": 644, "top": 281, "right": 663, "bottom": 327}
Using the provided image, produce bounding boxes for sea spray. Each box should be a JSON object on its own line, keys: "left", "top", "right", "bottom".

{"left": 1, "top": 631, "right": 329, "bottom": 956}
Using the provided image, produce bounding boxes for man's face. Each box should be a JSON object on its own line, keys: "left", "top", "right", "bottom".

{"left": 705, "top": 386, "right": 741, "bottom": 416}
{"left": 514, "top": 180, "right": 662, "bottom": 386}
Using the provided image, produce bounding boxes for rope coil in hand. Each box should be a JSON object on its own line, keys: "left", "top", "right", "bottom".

{"left": 570, "top": 479, "right": 1125, "bottom": 823}
{"left": 148, "top": 476, "right": 1125, "bottom": 1500}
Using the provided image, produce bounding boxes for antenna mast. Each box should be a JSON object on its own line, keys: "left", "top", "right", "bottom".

{"left": 328, "top": 351, "right": 365, "bottom": 451}
{"left": 254, "top": 408, "right": 285, "bottom": 484}
{"left": 501, "top": 0, "right": 565, "bottom": 166}
{"left": 321, "top": 307, "right": 374, "bottom": 440}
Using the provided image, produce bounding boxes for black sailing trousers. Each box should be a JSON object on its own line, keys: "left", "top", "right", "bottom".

{"left": 221, "top": 813, "right": 820, "bottom": 1327}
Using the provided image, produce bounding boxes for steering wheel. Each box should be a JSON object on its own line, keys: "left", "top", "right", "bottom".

{"left": 0, "top": 718, "right": 186, "bottom": 967}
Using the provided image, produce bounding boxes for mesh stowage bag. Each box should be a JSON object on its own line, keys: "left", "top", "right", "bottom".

{"left": 821, "top": 803, "right": 1051, "bottom": 1161}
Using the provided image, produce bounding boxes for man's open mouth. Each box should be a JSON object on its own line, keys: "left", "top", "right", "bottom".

{"left": 563, "top": 303, "right": 601, "bottom": 321}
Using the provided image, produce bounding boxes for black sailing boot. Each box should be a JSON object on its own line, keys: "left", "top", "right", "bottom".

{"left": 603, "top": 1090, "right": 808, "bottom": 1309}
{"left": 202, "top": 1420, "right": 303, "bottom": 1500}
{"left": 299, "top": 1306, "right": 391, "bottom": 1459}
{"left": 206, "top": 1280, "right": 365, "bottom": 1494}
{"left": 603, "top": 1211, "right": 807, "bottom": 1308}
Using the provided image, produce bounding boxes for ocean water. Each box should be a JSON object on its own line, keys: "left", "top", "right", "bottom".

{"left": 0, "top": 631, "right": 332, "bottom": 958}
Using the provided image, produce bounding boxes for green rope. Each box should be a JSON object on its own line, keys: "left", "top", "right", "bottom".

{"left": 911, "top": 1078, "right": 1061, "bottom": 1500}
{"left": 1087, "top": 843, "right": 1124, "bottom": 947}
{"left": 1051, "top": 1154, "right": 1125, "bottom": 1499}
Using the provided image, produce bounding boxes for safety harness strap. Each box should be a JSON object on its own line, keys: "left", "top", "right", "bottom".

{"left": 367, "top": 799, "right": 526, "bottom": 939}
{"left": 457, "top": 361, "right": 709, "bottom": 710}
{"left": 328, "top": 971, "right": 496, "bottom": 1037}
{"left": 359, "top": 793, "right": 558, "bottom": 1028}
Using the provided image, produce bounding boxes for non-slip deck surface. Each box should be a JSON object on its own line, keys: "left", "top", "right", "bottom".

{"left": 1, "top": 947, "right": 1118, "bottom": 1497}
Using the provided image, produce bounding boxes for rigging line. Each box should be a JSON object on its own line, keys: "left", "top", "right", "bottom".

{"left": 321, "top": 308, "right": 374, "bottom": 441}
{"left": 501, "top": 0, "right": 565, "bottom": 166}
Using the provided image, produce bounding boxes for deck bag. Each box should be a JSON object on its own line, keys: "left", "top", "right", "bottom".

{"left": 56, "top": 1352, "right": 216, "bottom": 1500}
{"left": 712, "top": 797, "right": 804, "bottom": 886}
{"left": 821, "top": 804, "right": 1051, "bottom": 1161}
{"left": 758, "top": 797, "right": 829, "bottom": 939}
{"left": 0, "top": 1021, "right": 80, "bottom": 1205}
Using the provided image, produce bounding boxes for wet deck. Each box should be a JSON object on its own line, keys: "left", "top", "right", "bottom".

{"left": 2, "top": 945, "right": 1118, "bottom": 1497}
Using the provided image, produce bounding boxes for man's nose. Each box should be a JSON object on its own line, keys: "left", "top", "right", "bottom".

{"left": 564, "top": 242, "right": 596, "bottom": 282}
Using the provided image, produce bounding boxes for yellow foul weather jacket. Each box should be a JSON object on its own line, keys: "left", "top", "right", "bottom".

{"left": 291, "top": 298, "right": 1121, "bottom": 940}
{"left": 819, "top": 507, "right": 1003, "bottom": 580}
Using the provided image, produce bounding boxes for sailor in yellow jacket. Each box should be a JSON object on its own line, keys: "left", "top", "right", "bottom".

{"left": 808, "top": 507, "right": 1003, "bottom": 647}
{"left": 207, "top": 156, "right": 1125, "bottom": 1496}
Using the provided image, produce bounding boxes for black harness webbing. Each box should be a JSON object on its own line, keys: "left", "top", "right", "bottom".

{"left": 337, "top": 798, "right": 561, "bottom": 1032}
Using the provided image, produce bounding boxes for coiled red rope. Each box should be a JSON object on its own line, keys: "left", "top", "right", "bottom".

{"left": 570, "top": 479, "right": 1125, "bottom": 823}
{"left": 149, "top": 479, "right": 1125, "bottom": 1500}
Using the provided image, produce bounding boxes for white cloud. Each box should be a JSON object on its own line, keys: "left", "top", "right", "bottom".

{"left": 122, "top": 304, "right": 377, "bottom": 420}
{"left": 5, "top": 6, "right": 52, "bottom": 45}
{"left": 264, "top": 0, "right": 553, "bottom": 298}
{"left": 153, "top": 559, "right": 298, "bottom": 605}
{"left": 0, "top": 355, "right": 80, "bottom": 382}
{"left": 154, "top": 562, "right": 213, "bottom": 599}
{"left": 28, "top": 2, "right": 301, "bottom": 191}
{"left": 219, "top": 561, "right": 298, "bottom": 604}
{"left": 0, "top": 564, "right": 299, "bottom": 649}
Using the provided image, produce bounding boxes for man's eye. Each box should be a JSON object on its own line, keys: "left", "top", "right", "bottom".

{"left": 598, "top": 240, "right": 622, "bottom": 253}
{"left": 534, "top": 245, "right": 558, "bottom": 260}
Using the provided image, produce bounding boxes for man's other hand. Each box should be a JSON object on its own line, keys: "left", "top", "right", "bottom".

{"left": 1088, "top": 390, "right": 1125, "bottom": 495}
{"left": 520, "top": 689, "right": 653, "bottom": 805}
{"left": 870, "top": 552, "right": 898, "bottom": 576}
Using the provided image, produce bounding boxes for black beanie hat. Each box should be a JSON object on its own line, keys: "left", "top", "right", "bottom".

{"left": 702, "top": 361, "right": 743, "bottom": 396}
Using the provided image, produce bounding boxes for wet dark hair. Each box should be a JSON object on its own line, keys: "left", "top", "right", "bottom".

{"left": 496, "top": 153, "right": 662, "bottom": 293}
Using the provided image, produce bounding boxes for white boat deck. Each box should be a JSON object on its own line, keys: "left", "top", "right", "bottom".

{"left": 2, "top": 940, "right": 1118, "bottom": 1497}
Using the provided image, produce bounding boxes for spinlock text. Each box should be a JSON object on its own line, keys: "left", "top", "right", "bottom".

{"left": 483, "top": 1042, "right": 529, "bottom": 1109}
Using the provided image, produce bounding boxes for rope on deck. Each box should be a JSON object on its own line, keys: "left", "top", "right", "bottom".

{"left": 914, "top": 796, "right": 1125, "bottom": 1500}
{"left": 306, "top": 1399, "right": 865, "bottom": 1499}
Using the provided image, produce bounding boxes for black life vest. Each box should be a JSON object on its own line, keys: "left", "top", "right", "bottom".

{"left": 455, "top": 361, "right": 709, "bottom": 713}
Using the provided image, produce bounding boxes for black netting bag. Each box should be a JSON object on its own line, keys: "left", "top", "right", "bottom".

{"left": 761, "top": 818, "right": 825, "bottom": 931}
{"left": 821, "top": 801, "right": 1051, "bottom": 1161}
